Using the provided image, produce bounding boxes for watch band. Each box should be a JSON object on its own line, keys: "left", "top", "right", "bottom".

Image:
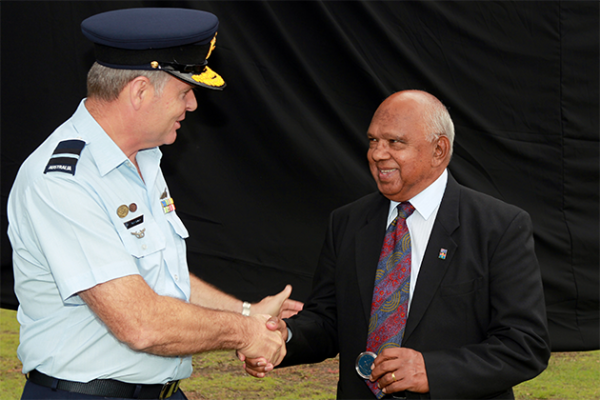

{"left": 242, "top": 301, "right": 251, "bottom": 316}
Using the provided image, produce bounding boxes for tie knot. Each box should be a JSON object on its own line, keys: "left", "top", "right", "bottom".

{"left": 397, "top": 202, "right": 415, "bottom": 220}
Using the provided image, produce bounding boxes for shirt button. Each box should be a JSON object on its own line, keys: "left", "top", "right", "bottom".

{"left": 141, "top": 244, "right": 147, "bottom": 250}
{"left": 174, "top": 274, "right": 179, "bottom": 281}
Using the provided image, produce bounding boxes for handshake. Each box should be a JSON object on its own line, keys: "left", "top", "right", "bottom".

{"left": 235, "top": 285, "right": 301, "bottom": 377}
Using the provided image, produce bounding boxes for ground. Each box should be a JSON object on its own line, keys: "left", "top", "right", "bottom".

{"left": 182, "top": 351, "right": 339, "bottom": 399}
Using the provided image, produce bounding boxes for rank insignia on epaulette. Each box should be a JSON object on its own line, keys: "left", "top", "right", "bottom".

{"left": 44, "top": 139, "right": 86, "bottom": 175}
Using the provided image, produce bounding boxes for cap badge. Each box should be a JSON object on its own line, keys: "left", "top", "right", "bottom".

{"left": 205, "top": 33, "right": 217, "bottom": 60}
{"left": 190, "top": 33, "right": 224, "bottom": 88}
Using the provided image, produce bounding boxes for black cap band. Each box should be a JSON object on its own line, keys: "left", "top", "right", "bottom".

{"left": 93, "top": 42, "right": 212, "bottom": 70}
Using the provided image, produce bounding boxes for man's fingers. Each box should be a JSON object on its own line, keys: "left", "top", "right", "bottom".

{"left": 266, "top": 316, "right": 280, "bottom": 330}
{"left": 243, "top": 363, "right": 266, "bottom": 378}
{"left": 236, "top": 350, "right": 246, "bottom": 362}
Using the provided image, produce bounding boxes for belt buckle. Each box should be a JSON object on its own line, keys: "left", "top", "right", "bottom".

{"left": 159, "top": 380, "right": 180, "bottom": 399}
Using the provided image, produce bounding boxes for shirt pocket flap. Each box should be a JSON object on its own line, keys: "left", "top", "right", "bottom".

{"left": 118, "top": 217, "right": 166, "bottom": 258}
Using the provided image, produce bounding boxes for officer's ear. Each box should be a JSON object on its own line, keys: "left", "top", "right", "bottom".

{"left": 126, "top": 76, "right": 153, "bottom": 111}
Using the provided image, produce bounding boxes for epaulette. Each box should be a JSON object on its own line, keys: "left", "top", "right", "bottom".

{"left": 44, "top": 139, "right": 86, "bottom": 175}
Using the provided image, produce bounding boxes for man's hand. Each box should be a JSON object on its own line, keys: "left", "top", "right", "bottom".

{"left": 239, "top": 316, "right": 288, "bottom": 378}
{"left": 250, "top": 285, "right": 303, "bottom": 319}
{"left": 237, "top": 315, "right": 286, "bottom": 367}
{"left": 370, "top": 347, "right": 429, "bottom": 394}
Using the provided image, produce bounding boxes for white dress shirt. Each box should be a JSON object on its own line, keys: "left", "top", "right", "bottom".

{"left": 386, "top": 169, "right": 448, "bottom": 313}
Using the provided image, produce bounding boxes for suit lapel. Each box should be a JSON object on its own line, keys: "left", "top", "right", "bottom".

{"left": 356, "top": 195, "right": 390, "bottom": 323}
{"left": 403, "top": 175, "right": 461, "bottom": 343}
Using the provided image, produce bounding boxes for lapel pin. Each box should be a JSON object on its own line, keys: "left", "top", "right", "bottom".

{"left": 438, "top": 248, "right": 448, "bottom": 259}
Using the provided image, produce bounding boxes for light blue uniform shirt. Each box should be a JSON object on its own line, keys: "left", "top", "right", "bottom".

{"left": 7, "top": 100, "right": 193, "bottom": 384}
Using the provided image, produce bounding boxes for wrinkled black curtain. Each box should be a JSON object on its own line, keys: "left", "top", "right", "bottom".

{"left": 2, "top": 1, "right": 598, "bottom": 351}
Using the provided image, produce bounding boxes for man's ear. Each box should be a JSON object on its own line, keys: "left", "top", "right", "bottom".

{"left": 126, "top": 76, "right": 152, "bottom": 111}
{"left": 433, "top": 135, "right": 451, "bottom": 166}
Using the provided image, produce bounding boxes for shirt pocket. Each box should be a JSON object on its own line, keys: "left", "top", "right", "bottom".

{"left": 117, "top": 214, "right": 166, "bottom": 258}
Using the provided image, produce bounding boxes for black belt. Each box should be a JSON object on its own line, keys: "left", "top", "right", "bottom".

{"left": 27, "top": 370, "right": 180, "bottom": 399}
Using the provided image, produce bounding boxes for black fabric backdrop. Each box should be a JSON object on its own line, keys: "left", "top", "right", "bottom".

{"left": 1, "top": 1, "right": 598, "bottom": 351}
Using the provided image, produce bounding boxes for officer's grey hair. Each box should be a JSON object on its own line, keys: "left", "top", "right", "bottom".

{"left": 87, "top": 62, "right": 170, "bottom": 102}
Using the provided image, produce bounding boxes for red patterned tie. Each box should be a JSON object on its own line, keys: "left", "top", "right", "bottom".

{"left": 366, "top": 202, "right": 415, "bottom": 398}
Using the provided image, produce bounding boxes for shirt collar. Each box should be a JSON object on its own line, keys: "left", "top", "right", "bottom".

{"left": 71, "top": 99, "right": 162, "bottom": 176}
{"left": 387, "top": 169, "right": 448, "bottom": 224}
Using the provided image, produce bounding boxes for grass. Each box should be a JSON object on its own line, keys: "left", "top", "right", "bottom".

{"left": 514, "top": 350, "right": 600, "bottom": 400}
{"left": 183, "top": 350, "right": 339, "bottom": 399}
{"left": 1, "top": 308, "right": 22, "bottom": 400}
{"left": 1, "top": 308, "right": 598, "bottom": 399}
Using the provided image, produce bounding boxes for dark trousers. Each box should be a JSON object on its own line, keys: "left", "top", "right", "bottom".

{"left": 21, "top": 381, "right": 189, "bottom": 400}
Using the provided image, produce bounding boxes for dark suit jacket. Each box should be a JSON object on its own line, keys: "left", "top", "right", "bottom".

{"left": 282, "top": 173, "right": 550, "bottom": 399}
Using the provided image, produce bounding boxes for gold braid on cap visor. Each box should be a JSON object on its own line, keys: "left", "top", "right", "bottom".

{"left": 192, "top": 33, "right": 225, "bottom": 88}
